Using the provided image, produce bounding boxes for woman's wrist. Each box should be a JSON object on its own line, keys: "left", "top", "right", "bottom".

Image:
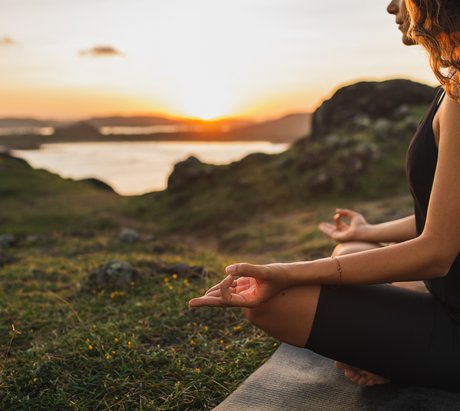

{"left": 355, "top": 224, "right": 377, "bottom": 242}
{"left": 280, "top": 260, "right": 322, "bottom": 286}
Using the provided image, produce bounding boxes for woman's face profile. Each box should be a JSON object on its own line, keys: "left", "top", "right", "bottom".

{"left": 387, "top": 0, "right": 416, "bottom": 46}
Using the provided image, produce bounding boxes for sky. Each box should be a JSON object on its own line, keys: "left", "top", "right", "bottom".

{"left": 0, "top": 0, "right": 437, "bottom": 121}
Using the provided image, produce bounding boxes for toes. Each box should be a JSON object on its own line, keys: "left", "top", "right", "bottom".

{"left": 334, "top": 361, "right": 348, "bottom": 370}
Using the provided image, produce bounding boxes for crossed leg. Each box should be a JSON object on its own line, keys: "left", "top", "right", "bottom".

{"left": 243, "top": 240, "right": 429, "bottom": 387}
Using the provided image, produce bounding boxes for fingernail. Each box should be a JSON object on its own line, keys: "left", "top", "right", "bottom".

{"left": 226, "top": 264, "right": 238, "bottom": 273}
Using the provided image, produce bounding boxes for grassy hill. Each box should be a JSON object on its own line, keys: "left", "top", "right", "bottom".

{"left": 0, "top": 78, "right": 435, "bottom": 409}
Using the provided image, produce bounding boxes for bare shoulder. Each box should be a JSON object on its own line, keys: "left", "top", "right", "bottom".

{"left": 438, "top": 93, "right": 460, "bottom": 145}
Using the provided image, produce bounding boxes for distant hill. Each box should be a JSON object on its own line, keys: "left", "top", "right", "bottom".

{"left": 87, "top": 116, "right": 187, "bottom": 127}
{"left": 0, "top": 112, "right": 312, "bottom": 148}
{"left": 226, "top": 113, "right": 311, "bottom": 144}
{"left": 0, "top": 117, "right": 65, "bottom": 128}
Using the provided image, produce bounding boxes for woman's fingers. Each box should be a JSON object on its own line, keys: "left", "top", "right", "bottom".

{"left": 318, "top": 222, "right": 338, "bottom": 237}
{"left": 224, "top": 263, "right": 269, "bottom": 281}
{"left": 335, "top": 208, "right": 357, "bottom": 218}
{"left": 188, "top": 296, "right": 227, "bottom": 307}
{"left": 318, "top": 222, "right": 348, "bottom": 241}
{"left": 220, "top": 275, "right": 234, "bottom": 303}
{"left": 205, "top": 283, "right": 221, "bottom": 295}
{"left": 188, "top": 292, "right": 250, "bottom": 308}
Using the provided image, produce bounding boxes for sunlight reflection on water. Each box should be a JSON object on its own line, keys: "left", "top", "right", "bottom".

{"left": 13, "top": 141, "right": 287, "bottom": 195}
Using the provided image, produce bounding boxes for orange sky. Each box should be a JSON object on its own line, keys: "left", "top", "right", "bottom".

{"left": 0, "top": 0, "right": 437, "bottom": 121}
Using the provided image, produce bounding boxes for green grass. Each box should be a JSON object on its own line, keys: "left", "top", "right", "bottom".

{"left": 0, "top": 156, "right": 123, "bottom": 235}
{"left": 0, "top": 234, "right": 277, "bottom": 410}
{"left": 0, "top": 143, "right": 416, "bottom": 409}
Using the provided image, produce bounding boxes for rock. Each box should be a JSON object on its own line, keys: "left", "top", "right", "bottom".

{"left": 80, "top": 178, "right": 115, "bottom": 192}
{"left": 373, "top": 118, "right": 393, "bottom": 138}
{"left": 0, "top": 145, "right": 12, "bottom": 156}
{"left": 308, "top": 171, "right": 333, "bottom": 192}
{"left": 87, "top": 261, "right": 137, "bottom": 289}
{"left": 52, "top": 122, "right": 102, "bottom": 140}
{"left": 323, "top": 134, "right": 342, "bottom": 148}
{"left": 353, "top": 114, "right": 372, "bottom": 128}
{"left": 119, "top": 228, "right": 140, "bottom": 243}
{"left": 394, "top": 104, "right": 410, "bottom": 119}
{"left": 311, "top": 80, "right": 437, "bottom": 137}
{"left": 167, "top": 156, "right": 216, "bottom": 190}
{"left": 0, "top": 234, "right": 16, "bottom": 249}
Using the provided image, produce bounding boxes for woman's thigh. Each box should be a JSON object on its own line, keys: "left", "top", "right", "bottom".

{"left": 305, "top": 283, "right": 460, "bottom": 391}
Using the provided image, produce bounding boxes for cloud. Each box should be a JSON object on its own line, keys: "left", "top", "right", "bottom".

{"left": 0, "top": 36, "right": 16, "bottom": 46}
{"left": 79, "top": 46, "right": 124, "bottom": 58}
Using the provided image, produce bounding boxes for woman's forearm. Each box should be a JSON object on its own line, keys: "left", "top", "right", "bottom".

{"left": 285, "top": 234, "right": 447, "bottom": 286}
{"left": 359, "top": 214, "right": 417, "bottom": 243}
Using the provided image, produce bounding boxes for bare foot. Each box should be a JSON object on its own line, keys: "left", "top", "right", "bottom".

{"left": 334, "top": 361, "right": 390, "bottom": 387}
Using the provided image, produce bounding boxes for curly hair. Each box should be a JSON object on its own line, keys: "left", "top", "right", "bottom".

{"left": 405, "top": 0, "right": 460, "bottom": 99}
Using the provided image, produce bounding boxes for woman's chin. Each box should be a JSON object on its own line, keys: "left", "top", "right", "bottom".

{"left": 402, "top": 34, "right": 417, "bottom": 46}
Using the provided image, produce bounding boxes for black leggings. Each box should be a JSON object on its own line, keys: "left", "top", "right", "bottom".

{"left": 305, "top": 283, "right": 460, "bottom": 392}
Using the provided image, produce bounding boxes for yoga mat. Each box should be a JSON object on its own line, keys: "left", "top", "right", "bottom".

{"left": 214, "top": 344, "right": 460, "bottom": 411}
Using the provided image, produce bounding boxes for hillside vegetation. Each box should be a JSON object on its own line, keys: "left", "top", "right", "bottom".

{"left": 0, "top": 79, "right": 434, "bottom": 409}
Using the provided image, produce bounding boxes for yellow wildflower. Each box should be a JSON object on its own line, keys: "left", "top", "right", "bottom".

{"left": 127, "top": 341, "right": 133, "bottom": 349}
{"left": 114, "top": 337, "right": 119, "bottom": 344}
{"left": 163, "top": 277, "right": 170, "bottom": 283}
{"left": 194, "top": 368, "right": 201, "bottom": 374}
{"left": 85, "top": 338, "right": 90, "bottom": 343}
{"left": 111, "top": 350, "right": 116, "bottom": 355}
{"left": 203, "top": 325, "right": 209, "bottom": 332}
{"left": 172, "top": 273, "right": 178, "bottom": 280}
{"left": 105, "top": 354, "right": 112, "bottom": 360}
{"left": 233, "top": 325, "right": 241, "bottom": 332}
{"left": 88, "top": 345, "right": 93, "bottom": 351}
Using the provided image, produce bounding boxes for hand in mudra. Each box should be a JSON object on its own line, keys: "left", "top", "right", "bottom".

{"left": 318, "top": 208, "right": 369, "bottom": 242}
{"left": 188, "top": 263, "right": 288, "bottom": 308}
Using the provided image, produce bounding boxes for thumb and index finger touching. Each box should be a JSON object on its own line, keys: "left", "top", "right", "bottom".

{"left": 318, "top": 208, "right": 359, "bottom": 240}
{"left": 188, "top": 263, "right": 265, "bottom": 308}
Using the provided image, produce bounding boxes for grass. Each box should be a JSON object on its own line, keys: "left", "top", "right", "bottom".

{"left": 0, "top": 148, "right": 416, "bottom": 409}
{"left": 0, "top": 233, "right": 277, "bottom": 410}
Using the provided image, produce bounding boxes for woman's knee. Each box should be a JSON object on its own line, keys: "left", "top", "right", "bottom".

{"left": 242, "top": 285, "right": 321, "bottom": 347}
{"left": 332, "top": 241, "right": 381, "bottom": 257}
{"left": 243, "top": 305, "right": 269, "bottom": 329}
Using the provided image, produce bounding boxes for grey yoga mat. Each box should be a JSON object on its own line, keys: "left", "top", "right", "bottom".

{"left": 213, "top": 344, "right": 460, "bottom": 411}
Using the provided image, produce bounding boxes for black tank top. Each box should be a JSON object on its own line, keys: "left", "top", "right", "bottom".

{"left": 406, "top": 86, "right": 460, "bottom": 323}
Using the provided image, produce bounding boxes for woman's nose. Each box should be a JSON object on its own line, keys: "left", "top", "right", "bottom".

{"left": 387, "top": 0, "right": 399, "bottom": 15}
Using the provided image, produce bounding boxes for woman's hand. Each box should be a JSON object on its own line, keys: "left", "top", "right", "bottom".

{"left": 188, "top": 263, "right": 289, "bottom": 308}
{"left": 318, "top": 208, "right": 370, "bottom": 242}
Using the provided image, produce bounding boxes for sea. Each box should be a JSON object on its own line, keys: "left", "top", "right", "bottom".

{"left": 12, "top": 141, "right": 288, "bottom": 196}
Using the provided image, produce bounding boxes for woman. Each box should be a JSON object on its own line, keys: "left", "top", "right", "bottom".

{"left": 189, "top": 0, "right": 460, "bottom": 391}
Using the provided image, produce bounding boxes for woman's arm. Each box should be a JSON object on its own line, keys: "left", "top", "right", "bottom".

{"left": 189, "top": 96, "right": 460, "bottom": 308}
{"left": 286, "top": 94, "right": 460, "bottom": 286}
{"left": 319, "top": 210, "right": 417, "bottom": 244}
{"left": 356, "top": 214, "right": 417, "bottom": 243}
